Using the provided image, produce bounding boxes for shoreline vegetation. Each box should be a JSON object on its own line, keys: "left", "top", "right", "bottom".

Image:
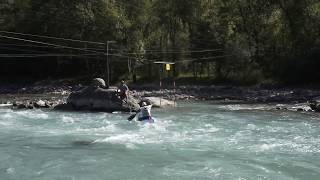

{"left": 1, "top": 1, "right": 319, "bottom": 88}
{"left": 1, "top": 79, "right": 320, "bottom": 113}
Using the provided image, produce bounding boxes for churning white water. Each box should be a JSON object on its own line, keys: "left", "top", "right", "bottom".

{"left": 0, "top": 101, "right": 320, "bottom": 180}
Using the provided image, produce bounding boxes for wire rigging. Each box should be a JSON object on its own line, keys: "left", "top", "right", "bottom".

{"left": 0, "top": 31, "right": 233, "bottom": 64}
{"left": 0, "top": 31, "right": 105, "bottom": 45}
{"left": 0, "top": 31, "right": 224, "bottom": 54}
{"left": 0, "top": 34, "right": 103, "bottom": 54}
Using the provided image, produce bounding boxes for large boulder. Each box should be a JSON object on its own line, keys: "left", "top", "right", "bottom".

{"left": 55, "top": 86, "right": 140, "bottom": 112}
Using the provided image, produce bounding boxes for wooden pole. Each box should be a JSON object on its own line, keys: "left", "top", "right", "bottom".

{"left": 106, "top": 41, "right": 116, "bottom": 87}
{"left": 159, "top": 64, "right": 162, "bottom": 107}
{"left": 173, "top": 79, "right": 176, "bottom": 107}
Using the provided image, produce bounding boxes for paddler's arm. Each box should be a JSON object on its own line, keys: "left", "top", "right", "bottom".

{"left": 127, "top": 109, "right": 141, "bottom": 121}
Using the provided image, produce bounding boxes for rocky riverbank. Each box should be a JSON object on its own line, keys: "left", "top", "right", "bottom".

{"left": 131, "top": 85, "right": 320, "bottom": 112}
{"left": 131, "top": 84, "right": 320, "bottom": 102}
{"left": 0, "top": 83, "right": 320, "bottom": 112}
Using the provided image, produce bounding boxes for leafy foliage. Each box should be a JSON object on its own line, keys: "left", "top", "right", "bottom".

{"left": 0, "top": 0, "right": 319, "bottom": 84}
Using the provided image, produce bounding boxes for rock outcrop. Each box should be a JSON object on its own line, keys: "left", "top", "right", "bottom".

{"left": 53, "top": 78, "right": 140, "bottom": 112}
{"left": 55, "top": 86, "right": 140, "bottom": 112}
{"left": 7, "top": 78, "right": 176, "bottom": 112}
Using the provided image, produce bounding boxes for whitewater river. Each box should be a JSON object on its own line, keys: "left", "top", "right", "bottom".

{"left": 0, "top": 101, "right": 320, "bottom": 180}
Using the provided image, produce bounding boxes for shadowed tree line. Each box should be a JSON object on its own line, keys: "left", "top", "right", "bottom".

{"left": 0, "top": 0, "right": 319, "bottom": 84}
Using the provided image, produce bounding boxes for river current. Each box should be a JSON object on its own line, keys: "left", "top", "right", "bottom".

{"left": 0, "top": 101, "right": 320, "bottom": 180}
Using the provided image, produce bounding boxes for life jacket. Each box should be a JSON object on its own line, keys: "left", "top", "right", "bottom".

{"left": 138, "top": 105, "right": 152, "bottom": 121}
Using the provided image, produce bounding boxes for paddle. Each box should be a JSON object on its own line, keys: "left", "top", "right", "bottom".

{"left": 127, "top": 112, "right": 137, "bottom": 121}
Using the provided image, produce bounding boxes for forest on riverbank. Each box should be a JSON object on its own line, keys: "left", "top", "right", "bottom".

{"left": 0, "top": 0, "right": 319, "bottom": 85}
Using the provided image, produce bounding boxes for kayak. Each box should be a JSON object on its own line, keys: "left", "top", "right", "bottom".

{"left": 135, "top": 112, "right": 155, "bottom": 123}
{"left": 138, "top": 117, "right": 155, "bottom": 123}
{"left": 127, "top": 112, "right": 155, "bottom": 123}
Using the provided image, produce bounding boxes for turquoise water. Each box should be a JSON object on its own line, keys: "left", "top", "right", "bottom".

{"left": 0, "top": 102, "right": 320, "bottom": 180}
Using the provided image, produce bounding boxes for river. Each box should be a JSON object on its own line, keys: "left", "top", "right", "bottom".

{"left": 0, "top": 101, "right": 320, "bottom": 180}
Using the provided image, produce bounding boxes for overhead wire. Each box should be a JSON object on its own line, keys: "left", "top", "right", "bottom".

{"left": 0, "top": 30, "right": 105, "bottom": 45}
{"left": 0, "top": 34, "right": 103, "bottom": 54}
{"left": 0, "top": 25, "right": 230, "bottom": 63}
{"left": 0, "top": 54, "right": 102, "bottom": 59}
{"left": 0, "top": 32, "right": 223, "bottom": 54}
{"left": 0, "top": 43, "right": 58, "bottom": 48}
{"left": 0, "top": 1, "right": 220, "bottom": 47}
{"left": 0, "top": 42, "right": 109, "bottom": 53}
{"left": 123, "top": 49, "right": 224, "bottom": 55}
{"left": 0, "top": 34, "right": 232, "bottom": 64}
{"left": 0, "top": 46, "right": 48, "bottom": 54}
{"left": 0, "top": 1, "right": 236, "bottom": 75}
{"left": 175, "top": 55, "right": 234, "bottom": 63}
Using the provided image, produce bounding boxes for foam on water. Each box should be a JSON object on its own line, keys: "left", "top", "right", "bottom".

{"left": 94, "top": 119, "right": 174, "bottom": 146}
{"left": 61, "top": 116, "right": 75, "bottom": 124}
{"left": 94, "top": 133, "right": 145, "bottom": 144}
{"left": 6, "top": 167, "right": 15, "bottom": 175}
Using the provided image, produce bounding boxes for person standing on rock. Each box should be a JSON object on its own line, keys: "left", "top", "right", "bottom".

{"left": 117, "top": 80, "right": 129, "bottom": 101}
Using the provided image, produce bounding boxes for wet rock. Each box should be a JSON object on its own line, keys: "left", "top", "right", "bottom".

{"left": 13, "top": 101, "right": 35, "bottom": 109}
{"left": 11, "top": 99, "right": 57, "bottom": 110}
{"left": 17, "top": 103, "right": 27, "bottom": 109}
{"left": 275, "top": 104, "right": 288, "bottom": 111}
{"left": 34, "top": 100, "right": 46, "bottom": 108}
{"left": 296, "top": 108, "right": 304, "bottom": 112}
{"left": 92, "top": 78, "right": 106, "bottom": 88}
{"left": 290, "top": 103, "right": 312, "bottom": 112}
{"left": 64, "top": 86, "right": 140, "bottom": 112}
{"left": 54, "top": 103, "right": 74, "bottom": 111}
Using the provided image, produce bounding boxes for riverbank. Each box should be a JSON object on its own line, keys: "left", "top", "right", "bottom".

{"left": 0, "top": 82, "right": 319, "bottom": 112}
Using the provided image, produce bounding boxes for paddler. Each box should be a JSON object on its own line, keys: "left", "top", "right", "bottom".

{"left": 127, "top": 102, "right": 153, "bottom": 122}
{"left": 137, "top": 102, "right": 153, "bottom": 121}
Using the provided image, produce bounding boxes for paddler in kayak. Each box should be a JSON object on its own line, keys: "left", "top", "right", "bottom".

{"left": 128, "top": 102, "right": 153, "bottom": 122}
{"left": 137, "top": 102, "right": 153, "bottom": 121}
